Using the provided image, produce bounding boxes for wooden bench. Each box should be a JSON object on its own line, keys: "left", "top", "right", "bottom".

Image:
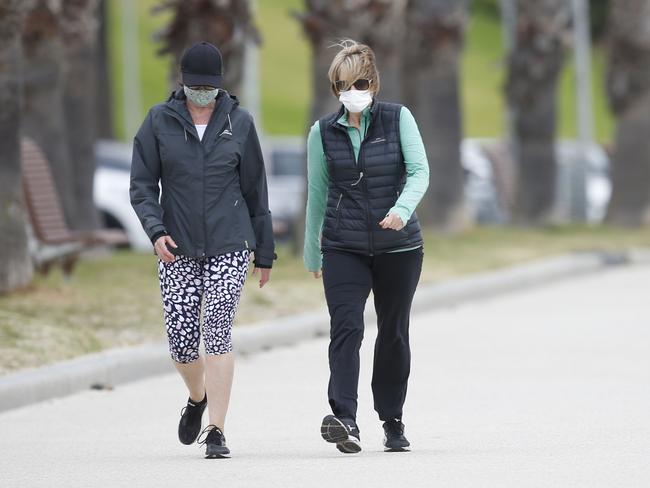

{"left": 20, "top": 137, "right": 129, "bottom": 277}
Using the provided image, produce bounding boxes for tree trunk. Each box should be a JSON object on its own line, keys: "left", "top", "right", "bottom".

{"left": 604, "top": 0, "right": 650, "bottom": 225}
{"left": 95, "top": 0, "right": 114, "bottom": 139}
{"left": 402, "top": 0, "right": 469, "bottom": 230}
{"left": 62, "top": 0, "right": 101, "bottom": 231}
{"left": 504, "top": 0, "right": 570, "bottom": 224}
{"left": 0, "top": 0, "right": 33, "bottom": 294}
{"left": 22, "top": 0, "right": 77, "bottom": 228}
{"left": 154, "top": 0, "right": 261, "bottom": 97}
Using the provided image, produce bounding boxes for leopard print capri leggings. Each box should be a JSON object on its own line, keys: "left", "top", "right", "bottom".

{"left": 157, "top": 250, "right": 251, "bottom": 363}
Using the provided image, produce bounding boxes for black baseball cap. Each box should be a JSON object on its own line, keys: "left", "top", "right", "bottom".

{"left": 180, "top": 42, "right": 223, "bottom": 88}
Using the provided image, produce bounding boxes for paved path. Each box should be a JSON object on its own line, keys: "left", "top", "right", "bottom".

{"left": 2, "top": 265, "right": 649, "bottom": 487}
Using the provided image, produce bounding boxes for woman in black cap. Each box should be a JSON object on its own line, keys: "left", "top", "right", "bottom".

{"left": 130, "top": 41, "right": 276, "bottom": 459}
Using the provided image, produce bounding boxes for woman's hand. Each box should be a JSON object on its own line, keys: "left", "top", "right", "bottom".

{"left": 379, "top": 213, "right": 405, "bottom": 230}
{"left": 155, "top": 235, "right": 178, "bottom": 262}
{"left": 312, "top": 270, "right": 322, "bottom": 279}
{"left": 252, "top": 267, "right": 271, "bottom": 288}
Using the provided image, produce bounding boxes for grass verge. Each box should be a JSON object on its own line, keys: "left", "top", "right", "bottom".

{"left": 2, "top": 225, "right": 649, "bottom": 375}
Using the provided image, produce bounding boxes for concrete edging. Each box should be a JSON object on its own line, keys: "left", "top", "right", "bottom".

{"left": 1, "top": 249, "right": 648, "bottom": 413}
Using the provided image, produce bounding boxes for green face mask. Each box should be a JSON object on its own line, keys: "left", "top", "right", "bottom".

{"left": 183, "top": 86, "right": 219, "bottom": 107}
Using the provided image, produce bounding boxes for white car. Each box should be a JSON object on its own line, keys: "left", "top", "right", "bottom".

{"left": 94, "top": 140, "right": 152, "bottom": 251}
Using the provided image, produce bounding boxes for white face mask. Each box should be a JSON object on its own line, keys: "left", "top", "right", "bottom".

{"left": 339, "top": 89, "right": 373, "bottom": 113}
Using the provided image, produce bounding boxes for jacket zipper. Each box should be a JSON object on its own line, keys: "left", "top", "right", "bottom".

{"left": 164, "top": 109, "right": 208, "bottom": 255}
{"left": 165, "top": 110, "right": 197, "bottom": 141}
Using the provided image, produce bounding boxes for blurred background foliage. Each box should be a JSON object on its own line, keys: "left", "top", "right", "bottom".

{"left": 106, "top": 0, "right": 613, "bottom": 141}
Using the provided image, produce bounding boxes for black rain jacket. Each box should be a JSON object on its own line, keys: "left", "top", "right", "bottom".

{"left": 129, "top": 88, "right": 276, "bottom": 267}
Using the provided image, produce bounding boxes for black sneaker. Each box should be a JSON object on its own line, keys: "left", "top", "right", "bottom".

{"left": 197, "top": 425, "right": 230, "bottom": 459}
{"left": 383, "top": 419, "right": 410, "bottom": 452}
{"left": 320, "top": 414, "right": 362, "bottom": 453}
{"left": 178, "top": 393, "right": 207, "bottom": 445}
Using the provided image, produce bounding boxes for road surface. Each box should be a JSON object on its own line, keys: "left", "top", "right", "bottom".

{"left": 1, "top": 265, "right": 649, "bottom": 487}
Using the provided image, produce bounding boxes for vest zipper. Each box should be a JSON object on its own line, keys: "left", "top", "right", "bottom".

{"left": 357, "top": 144, "right": 374, "bottom": 256}
{"left": 340, "top": 122, "right": 374, "bottom": 255}
{"left": 335, "top": 194, "right": 342, "bottom": 230}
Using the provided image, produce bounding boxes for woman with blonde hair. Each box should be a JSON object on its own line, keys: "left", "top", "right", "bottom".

{"left": 304, "top": 40, "right": 429, "bottom": 453}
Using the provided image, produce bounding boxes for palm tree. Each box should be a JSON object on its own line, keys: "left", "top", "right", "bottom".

{"left": 61, "top": 0, "right": 101, "bottom": 231}
{"left": 155, "top": 0, "right": 261, "bottom": 97}
{"left": 0, "top": 0, "right": 33, "bottom": 293}
{"left": 504, "top": 0, "right": 571, "bottom": 224}
{"left": 22, "top": 0, "right": 77, "bottom": 227}
{"left": 604, "top": 0, "right": 650, "bottom": 225}
{"left": 402, "top": 0, "right": 469, "bottom": 230}
{"left": 95, "top": 0, "right": 114, "bottom": 140}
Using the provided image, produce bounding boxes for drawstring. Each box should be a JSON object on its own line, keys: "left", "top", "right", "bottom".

{"left": 227, "top": 114, "right": 232, "bottom": 133}
{"left": 184, "top": 127, "right": 188, "bottom": 142}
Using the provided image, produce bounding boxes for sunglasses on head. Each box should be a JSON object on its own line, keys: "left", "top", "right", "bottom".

{"left": 334, "top": 78, "right": 372, "bottom": 92}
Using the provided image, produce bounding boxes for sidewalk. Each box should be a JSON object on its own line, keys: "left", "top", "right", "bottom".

{"left": 1, "top": 263, "right": 649, "bottom": 487}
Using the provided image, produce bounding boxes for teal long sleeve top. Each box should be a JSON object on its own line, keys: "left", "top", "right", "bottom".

{"left": 303, "top": 105, "right": 429, "bottom": 272}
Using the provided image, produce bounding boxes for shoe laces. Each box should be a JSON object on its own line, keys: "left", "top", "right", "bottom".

{"left": 197, "top": 425, "right": 223, "bottom": 445}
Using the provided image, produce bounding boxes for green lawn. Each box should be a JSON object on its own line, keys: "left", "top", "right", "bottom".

{"left": 106, "top": 0, "right": 614, "bottom": 142}
{"left": 2, "top": 225, "right": 649, "bottom": 375}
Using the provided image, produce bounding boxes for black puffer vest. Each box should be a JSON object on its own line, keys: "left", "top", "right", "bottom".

{"left": 319, "top": 100, "right": 423, "bottom": 255}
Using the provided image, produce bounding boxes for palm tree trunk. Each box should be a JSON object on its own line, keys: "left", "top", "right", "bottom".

{"left": 0, "top": 0, "right": 33, "bottom": 294}
{"left": 62, "top": 0, "right": 101, "bottom": 231}
{"left": 402, "top": 0, "right": 469, "bottom": 230}
{"left": 22, "top": 0, "right": 77, "bottom": 228}
{"left": 95, "top": 0, "right": 114, "bottom": 139}
{"left": 154, "top": 0, "right": 261, "bottom": 97}
{"left": 505, "top": 0, "right": 570, "bottom": 224}
{"left": 604, "top": 0, "right": 650, "bottom": 226}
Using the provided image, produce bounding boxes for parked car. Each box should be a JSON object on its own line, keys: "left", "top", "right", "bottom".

{"left": 94, "top": 140, "right": 152, "bottom": 251}
{"left": 467, "top": 138, "right": 612, "bottom": 224}
{"left": 261, "top": 136, "right": 305, "bottom": 239}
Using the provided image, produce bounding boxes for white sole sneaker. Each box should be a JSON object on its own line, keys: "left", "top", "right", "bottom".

{"left": 321, "top": 415, "right": 361, "bottom": 454}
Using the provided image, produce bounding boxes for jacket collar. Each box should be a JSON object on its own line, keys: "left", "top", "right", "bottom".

{"left": 164, "top": 87, "right": 239, "bottom": 140}
{"left": 164, "top": 87, "right": 239, "bottom": 127}
{"left": 330, "top": 97, "right": 379, "bottom": 130}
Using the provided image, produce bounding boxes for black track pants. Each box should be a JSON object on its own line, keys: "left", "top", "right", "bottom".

{"left": 322, "top": 247, "right": 423, "bottom": 422}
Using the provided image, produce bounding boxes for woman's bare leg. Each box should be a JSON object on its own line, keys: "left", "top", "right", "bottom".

{"left": 173, "top": 357, "right": 206, "bottom": 402}
{"left": 204, "top": 352, "right": 235, "bottom": 431}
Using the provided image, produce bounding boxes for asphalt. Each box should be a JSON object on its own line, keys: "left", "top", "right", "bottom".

{"left": 1, "top": 263, "right": 649, "bottom": 487}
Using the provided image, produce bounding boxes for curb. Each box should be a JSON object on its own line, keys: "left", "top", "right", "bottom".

{"left": 1, "top": 249, "right": 648, "bottom": 413}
